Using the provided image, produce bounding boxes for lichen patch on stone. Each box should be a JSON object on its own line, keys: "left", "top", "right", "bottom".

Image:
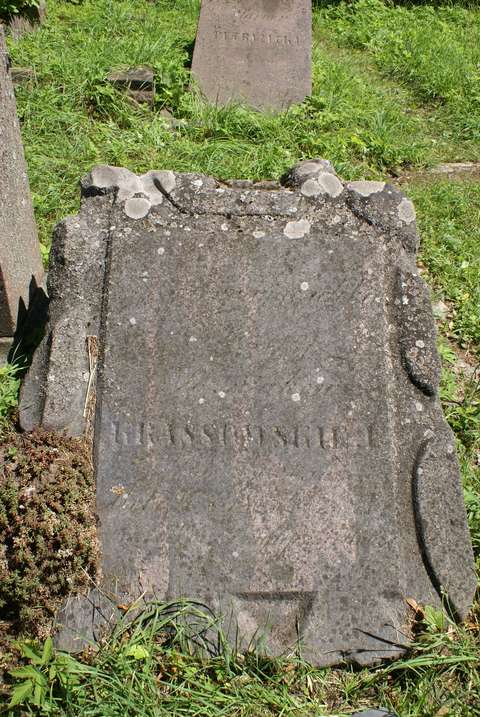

{"left": 317, "top": 172, "right": 344, "bottom": 198}
{"left": 301, "top": 172, "right": 343, "bottom": 199}
{"left": 140, "top": 171, "right": 166, "bottom": 206}
{"left": 295, "top": 161, "right": 325, "bottom": 178}
{"left": 300, "top": 178, "right": 321, "bottom": 197}
{"left": 153, "top": 170, "right": 176, "bottom": 195}
{"left": 284, "top": 219, "right": 311, "bottom": 239}
{"left": 347, "top": 180, "right": 386, "bottom": 197}
{"left": 398, "top": 197, "right": 416, "bottom": 225}
{"left": 124, "top": 197, "right": 151, "bottom": 220}
{"left": 86, "top": 165, "right": 174, "bottom": 210}
{"left": 90, "top": 165, "right": 141, "bottom": 201}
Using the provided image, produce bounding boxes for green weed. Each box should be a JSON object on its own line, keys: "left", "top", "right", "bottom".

{"left": 7, "top": 637, "right": 92, "bottom": 713}
{"left": 319, "top": 0, "right": 480, "bottom": 143}
{"left": 0, "top": 364, "right": 21, "bottom": 425}
{"left": 410, "top": 180, "right": 480, "bottom": 352}
{"left": 0, "top": 0, "right": 39, "bottom": 22}
{"left": 9, "top": 0, "right": 475, "bottom": 252}
{"left": 3, "top": 599, "right": 480, "bottom": 716}
{"left": 0, "top": 428, "right": 98, "bottom": 636}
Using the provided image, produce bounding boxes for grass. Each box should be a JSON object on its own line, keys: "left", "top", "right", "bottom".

{"left": 1, "top": 0, "right": 479, "bottom": 714}
{"left": 2, "top": 600, "right": 480, "bottom": 717}
{"left": 6, "top": 0, "right": 480, "bottom": 251}
{"left": 0, "top": 365, "right": 21, "bottom": 426}
{"left": 411, "top": 180, "right": 480, "bottom": 354}
{"left": 318, "top": 0, "right": 480, "bottom": 127}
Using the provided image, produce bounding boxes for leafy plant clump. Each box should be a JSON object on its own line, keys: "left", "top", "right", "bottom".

{"left": 0, "top": 364, "right": 22, "bottom": 426}
{"left": 0, "top": 0, "right": 40, "bottom": 22}
{"left": 0, "top": 426, "right": 98, "bottom": 637}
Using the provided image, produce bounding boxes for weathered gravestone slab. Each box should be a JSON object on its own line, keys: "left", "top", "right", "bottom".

{"left": 20, "top": 160, "right": 476, "bottom": 665}
{"left": 191, "top": 0, "right": 311, "bottom": 109}
{"left": 0, "top": 26, "right": 44, "bottom": 355}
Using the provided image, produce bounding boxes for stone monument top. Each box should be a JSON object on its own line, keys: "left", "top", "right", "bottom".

{"left": 21, "top": 159, "right": 476, "bottom": 665}
{"left": 191, "top": 0, "right": 312, "bottom": 110}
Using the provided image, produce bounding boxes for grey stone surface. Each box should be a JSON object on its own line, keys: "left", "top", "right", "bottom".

{"left": 191, "top": 0, "right": 312, "bottom": 110}
{"left": 20, "top": 195, "right": 112, "bottom": 434}
{"left": 21, "top": 159, "right": 476, "bottom": 666}
{"left": 53, "top": 589, "right": 119, "bottom": 653}
{"left": 0, "top": 337, "right": 13, "bottom": 364}
{"left": 0, "top": 26, "right": 44, "bottom": 339}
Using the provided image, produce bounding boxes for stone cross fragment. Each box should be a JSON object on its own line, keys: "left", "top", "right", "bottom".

{"left": 0, "top": 26, "right": 44, "bottom": 361}
{"left": 20, "top": 160, "right": 476, "bottom": 665}
{"left": 191, "top": 0, "right": 312, "bottom": 110}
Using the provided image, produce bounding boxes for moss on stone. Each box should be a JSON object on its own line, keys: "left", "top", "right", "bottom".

{"left": 0, "top": 422, "right": 98, "bottom": 638}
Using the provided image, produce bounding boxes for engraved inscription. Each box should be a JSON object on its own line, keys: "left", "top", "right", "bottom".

{"left": 110, "top": 418, "right": 376, "bottom": 452}
{"left": 191, "top": 0, "right": 312, "bottom": 109}
{"left": 214, "top": 28, "right": 301, "bottom": 46}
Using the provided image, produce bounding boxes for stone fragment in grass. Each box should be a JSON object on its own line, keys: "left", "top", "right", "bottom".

{"left": 106, "top": 66, "right": 155, "bottom": 107}
{"left": 10, "top": 66, "right": 35, "bottom": 85}
{"left": 432, "top": 300, "right": 448, "bottom": 321}
{"left": 0, "top": 27, "right": 44, "bottom": 352}
{"left": 191, "top": 0, "right": 312, "bottom": 110}
{"left": 21, "top": 159, "right": 476, "bottom": 667}
{"left": 159, "top": 108, "right": 184, "bottom": 131}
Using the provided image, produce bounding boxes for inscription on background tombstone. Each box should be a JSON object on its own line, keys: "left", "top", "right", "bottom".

{"left": 191, "top": 0, "right": 312, "bottom": 109}
{"left": 21, "top": 161, "right": 476, "bottom": 665}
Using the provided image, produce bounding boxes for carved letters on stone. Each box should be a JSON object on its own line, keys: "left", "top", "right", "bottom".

{"left": 20, "top": 160, "right": 476, "bottom": 665}
{"left": 191, "top": 0, "right": 312, "bottom": 109}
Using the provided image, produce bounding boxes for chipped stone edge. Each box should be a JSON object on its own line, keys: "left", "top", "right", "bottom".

{"left": 20, "top": 159, "right": 476, "bottom": 653}
{"left": 80, "top": 161, "right": 418, "bottom": 244}
{"left": 395, "top": 269, "right": 441, "bottom": 397}
{"left": 20, "top": 195, "right": 113, "bottom": 437}
{"left": 80, "top": 165, "right": 175, "bottom": 218}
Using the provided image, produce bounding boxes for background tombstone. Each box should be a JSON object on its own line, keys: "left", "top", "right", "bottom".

{"left": 0, "top": 26, "right": 44, "bottom": 361}
{"left": 21, "top": 161, "right": 476, "bottom": 664}
{"left": 191, "top": 0, "right": 312, "bottom": 110}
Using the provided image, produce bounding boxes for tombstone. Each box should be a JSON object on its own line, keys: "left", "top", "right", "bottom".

{"left": 0, "top": 26, "right": 44, "bottom": 359}
{"left": 20, "top": 160, "right": 476, "bottom": 665}
{"left": 191, "top": 0, "right": 312, "bottom": 110}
